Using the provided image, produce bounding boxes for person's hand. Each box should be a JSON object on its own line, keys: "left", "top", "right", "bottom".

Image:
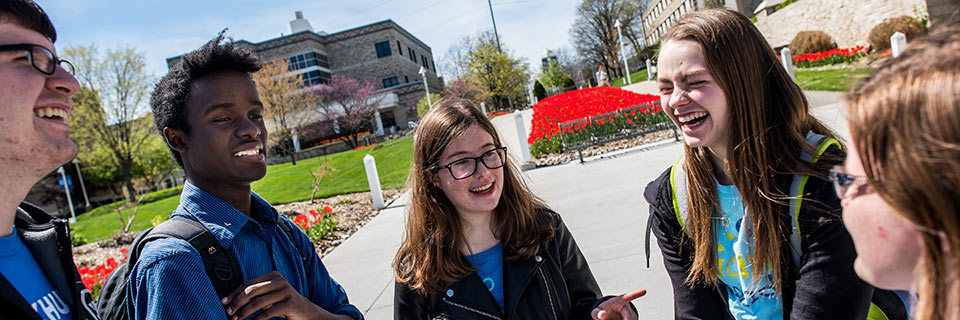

{"left": 591, "top": 290, "right": 647, "bottom": 320}
{"left": 221, "top": 271, "right": 330, "bottom": 320}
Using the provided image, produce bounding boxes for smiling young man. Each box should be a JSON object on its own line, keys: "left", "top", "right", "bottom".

{"left": 0, "top": 1, "right": 100, "bottom": 319}
{"left": 127, "top": 34, "right": 362, "bottom": 320}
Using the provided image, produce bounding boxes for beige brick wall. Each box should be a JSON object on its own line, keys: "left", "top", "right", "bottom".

{"left": 754, "top": 0, "right": 929, "bottom": 49}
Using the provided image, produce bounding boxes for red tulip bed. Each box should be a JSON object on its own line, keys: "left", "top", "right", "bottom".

{"left": 527, "top": 87, "right": 663, "bottom": 158}
{"left": 787, "top": 46, "right": 868, "bottom": 68}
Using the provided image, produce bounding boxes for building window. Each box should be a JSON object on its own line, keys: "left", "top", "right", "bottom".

{"left": 302, "top": 70, "right": 330, "bottom": 86}
{"left": 375, "top": 41, "right": 392, "bottom": 58}
{"left": 383, "top": 76, "right": 399, "bottom": 88}
{"left": 397, "top": 41, "right": 402, "bottom": 55}
{"left": 421, "top": 55, "right": 429, "bottom": 70}
{"left": 288, "top": 52, "right": 328, "bottom": 71}
{"left": 408, "top": 48, "right": 416, "bottom": 62}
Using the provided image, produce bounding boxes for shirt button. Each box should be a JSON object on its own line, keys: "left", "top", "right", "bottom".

{"left": 446, "top": 289, "right": 454, "bottom": 297}
{"left": 535, "top": 255, "right": 542, "bottom": 262}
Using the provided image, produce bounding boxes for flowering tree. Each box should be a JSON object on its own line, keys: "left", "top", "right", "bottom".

{"left": 253, "top": 59, "right": 316, "bottom": 165}
{"left": 314, "top": 75, "right": 382, "bottom": 148}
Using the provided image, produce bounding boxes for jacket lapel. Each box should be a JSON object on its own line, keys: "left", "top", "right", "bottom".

{"left": 502, "top": 254, "right": 542, "bottom": 319}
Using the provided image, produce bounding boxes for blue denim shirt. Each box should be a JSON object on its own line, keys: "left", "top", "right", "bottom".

{"left": 127, "top": 182, "right": 362, "bottom": 319}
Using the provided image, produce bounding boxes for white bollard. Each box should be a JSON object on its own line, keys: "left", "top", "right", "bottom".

{"left": 363, "top": 154, "right": 384, "bottom": 209}
{"left": 780, "top": 47, "right": 795, "bottom": 80}
{"left": 646, "top": 59, "right": 653, "bottom": 81}
{"left": 512, "top": 111, "right": 534, "bottom": 168}
{"left": 374, "top": 112, "right": 385, "bottom": 136}
{"left": 480, "top": 102, "right": 487, "bottom": 115}
{"left": 292, "top": 135, "right": 301, "bottom": 152}
{"left": 891, "top": 32, "right": 907, "bottom": 58}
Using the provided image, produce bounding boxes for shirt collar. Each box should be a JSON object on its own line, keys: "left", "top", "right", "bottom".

{"left": 173, "top": 181, "right": 278, "bottom": 248}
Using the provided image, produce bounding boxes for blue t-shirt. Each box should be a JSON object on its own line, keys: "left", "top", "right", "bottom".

{"left": 0, "top": 227, "right": 73, "bottom": 320}
{"left": 466, "top": 243, "right": 505, "bottom": 311}
{"left": 715, "top": 183, "right": 782, "bottom": 319}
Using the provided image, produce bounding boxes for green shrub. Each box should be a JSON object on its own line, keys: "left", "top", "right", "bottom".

{"left": 790, "top": 31, "right": 837, "bottom": 55}
{"left": 868, "top": 15, "right": 926, "bottom": 52}
{"left": 71, "top": 231, "right": 87, "bottom": 247}
{"left": 533, "top": 80, "right": 547, "bottom": 101}
{"left": 773, "top": 0, "right": 797, "bottom": 12}
{"left": 416, "top": 93, "right": 441, "bottom": 118}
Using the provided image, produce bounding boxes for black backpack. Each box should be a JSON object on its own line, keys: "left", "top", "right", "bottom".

{"left": 95, "top": 216, "right": 302, "bottom": 320}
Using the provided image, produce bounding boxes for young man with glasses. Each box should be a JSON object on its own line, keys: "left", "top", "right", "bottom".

{"left": 0, "top": 0, "right": 99, "bottom": 319}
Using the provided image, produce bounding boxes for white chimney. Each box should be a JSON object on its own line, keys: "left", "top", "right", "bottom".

{"left": 290, "top": 11, "right": 314, "bottom": 34}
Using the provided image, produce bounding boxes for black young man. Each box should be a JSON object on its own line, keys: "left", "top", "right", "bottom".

{"left": 127, "top": 34, "right": 362, "bottom": 320}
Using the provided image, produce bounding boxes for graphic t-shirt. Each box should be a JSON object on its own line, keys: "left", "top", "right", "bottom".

{"left": 715, "top": 183, "right": 783, "bottom": 320}
{"left": 466, "top": 243, "right": 505, "bottom": 311}
{"left": 0, "top": 227, "right": 73, "bottom": 320}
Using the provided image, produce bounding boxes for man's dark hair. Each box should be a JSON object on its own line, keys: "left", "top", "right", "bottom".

{"left": 151, "top": 31, "right": 262, "bottom": 167}
{"left": 0, "top": 0, "right": 57, "bottom": 42}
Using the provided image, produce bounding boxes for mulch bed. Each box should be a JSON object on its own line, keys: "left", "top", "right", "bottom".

{"left": 72, "top": 189, "right": 402, "bottom": 268}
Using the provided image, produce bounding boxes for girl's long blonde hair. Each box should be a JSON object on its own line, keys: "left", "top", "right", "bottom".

{"left": 392, "top": 98, "right": 553, "bottom": 295}
{"left": 846, "top": 25, "right": 960, "bottom": 320}
{"left": 662, "top": 9, "right": 841, "bottom": 293}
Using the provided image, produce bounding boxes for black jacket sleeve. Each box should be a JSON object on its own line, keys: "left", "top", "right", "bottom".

{"left": 645, "top": 168, "right": 732, "bottom": 320}
{"left": 394, "top": 280, "right": 429, "bottom": 320}
{"left": 550, "top": 212, "right": 605, "bottom": 318}
{"left": 789, "top": 174, "right": 874, "bottom": 319}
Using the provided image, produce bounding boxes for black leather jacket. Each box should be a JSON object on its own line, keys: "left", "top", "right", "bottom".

{"left": 394, "top": 210, "right": 619, "bottom": 320}
{"left": 0, "top": 202, "right": 99, "bottom": 320}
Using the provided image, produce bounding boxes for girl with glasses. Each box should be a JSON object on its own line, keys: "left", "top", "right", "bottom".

{"left": 644, "top": 8, "right": 904, "bottom": 319}
{"left": 840, "top": 25, "right": 960, "bottom": 320}
{"left": 393, "top": 98, "right": 644, "bottom": 319}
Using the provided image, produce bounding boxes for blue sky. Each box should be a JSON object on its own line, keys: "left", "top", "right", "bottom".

{"left": 39, "top": 0, "right": 579, "bottom": 80}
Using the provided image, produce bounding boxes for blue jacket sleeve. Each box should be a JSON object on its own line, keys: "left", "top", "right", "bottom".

{"left": 127, "top": 238, "right": 228, "bottom": 320}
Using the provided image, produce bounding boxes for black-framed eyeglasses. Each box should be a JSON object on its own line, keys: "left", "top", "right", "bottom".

{"left": 0, "top": 43, "right": 75, "bottom": 75}
{"left": 828, "top": 166, "right": 873, "bottom": 199}
{"left": 433, "top": 147, "right": 507, "bottom": 180}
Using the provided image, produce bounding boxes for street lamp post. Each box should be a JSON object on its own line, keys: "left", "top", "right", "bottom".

{"left": 56, "top": 166, "right": 76, "bottom": 224}
{"left": 72, "top": 159, "right": 90, "bottom": 208}
{"left": 418, "top": 66, "right": 432, "bottom": 107}
{"left": 614, "top": 19, "right": 632, "bottom": 85}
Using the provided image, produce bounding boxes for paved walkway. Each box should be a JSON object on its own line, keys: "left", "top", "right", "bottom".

{"left": 322, "top": 83, "right": 848, "bottom": 319}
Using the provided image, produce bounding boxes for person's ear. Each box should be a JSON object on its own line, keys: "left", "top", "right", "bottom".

{"left": 162, "top": 127, "right": 189, "bottom": 153}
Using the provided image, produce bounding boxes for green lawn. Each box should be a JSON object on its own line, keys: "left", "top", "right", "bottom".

{"left": 795, "top": 67, "right": 874, "bottom": 92}
{"left": 611, "top": 68, "right": 652, "bottom": 88}
{"left": 72, "top": 135, "right": 414, "bottom": 243}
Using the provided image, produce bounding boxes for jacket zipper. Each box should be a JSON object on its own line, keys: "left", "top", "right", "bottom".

{"left": 442, "top": 298, "right": 502, "bottom": 319}
{"left": 537, "top": 266, "right": 559, "bottom": 320}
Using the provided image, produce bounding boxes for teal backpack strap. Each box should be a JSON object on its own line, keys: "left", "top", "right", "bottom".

{"left": 787, "top": 132, "right": 842, "bottom": 268}
{"left": 670, "top": 157, "right": 689, "bottom": 234}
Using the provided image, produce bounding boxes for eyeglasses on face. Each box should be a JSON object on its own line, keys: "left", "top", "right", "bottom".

{"left": 433, "top": 147, "right": 507, "bottom": 180}
{"left": 828, "top": 166, "right": 873, "bottom": 199}
{"left": 0, "top": 43, "right": 75, "bottom": 75}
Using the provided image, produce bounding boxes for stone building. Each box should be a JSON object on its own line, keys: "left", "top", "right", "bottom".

{"left": 167, "top": 11, "right": 443, "bottom": 135}
{"left": 640, "top": 0, "right": 764, "bottom": 45}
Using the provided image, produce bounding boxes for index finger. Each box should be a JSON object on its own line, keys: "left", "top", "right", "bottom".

{"left": 223, "top": 271, "right": 283, "bottom": 305}
{"left": 621, "top": 289, "right": 647, "bottom": 302}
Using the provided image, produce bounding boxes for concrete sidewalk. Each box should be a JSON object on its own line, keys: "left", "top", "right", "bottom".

{"left": 321, "top": 85, "right": 848, "bottom": 319}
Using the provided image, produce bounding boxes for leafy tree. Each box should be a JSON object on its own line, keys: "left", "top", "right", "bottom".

{"left": 64, "top": 44, "right": 155, "bottom": 202}
{"left": 417, "top": 93, "right": 442, "bottom": 118}
{"left": 252, "top": 59, "right": 316, "bottom": 165}
{"left": 467, "top": 41, "right": 530, "bottom": 110}
{"left": 442, "top": 77, "right": 483, "bottom": 103}
{"left": 314, "top": 75, "right": 382, "bottom": 148}
{"left": 533, "top": 80, "right": 547, "bottom": 102}
{"left": 539, "top": 60, "right": 574, "bottom": 93}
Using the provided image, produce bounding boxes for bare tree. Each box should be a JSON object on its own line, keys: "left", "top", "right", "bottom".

{"left": 253, "top": 59, "right": 316, "bottom": 165}
{"left": 64, "top": 44, "right": 154, "bottom": 202}
{"left": 570, "top": 0, "right": 645, "bottom": 79}
{"left": 314, "top": 75, "right": 383, "bottom": 148}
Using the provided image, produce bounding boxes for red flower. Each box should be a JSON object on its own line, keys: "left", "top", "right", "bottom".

{"left": 294, "top": 214, "right": 308, "bottom": 225}
{"left": 309, "top": 209, "right": 319, "bottom": 218}
{"left": 106, "top": 258, "right": 118, "bottom": 269}
{"left": 323, "top": 206, "right": 333, "bottom": 214}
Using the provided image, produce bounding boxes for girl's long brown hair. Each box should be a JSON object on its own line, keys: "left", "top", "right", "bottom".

{"left": 662, "top": 9, "right": 841, "bottom": 293}
{"left": 393, "top": 98, "right": 553, "bottom": 295}
{"left": 846, "top": 25, "right": 960, "bottom": 320}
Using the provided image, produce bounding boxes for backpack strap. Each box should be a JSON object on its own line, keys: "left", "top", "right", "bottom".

{"left": 147, "top": 217, "right": 244, "bottom": 298}
{"left": 786, "top": 132, "right": 841, "bottom": 268}
{"left": 670, "top": 157, "right": 689, "bottom": 234}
